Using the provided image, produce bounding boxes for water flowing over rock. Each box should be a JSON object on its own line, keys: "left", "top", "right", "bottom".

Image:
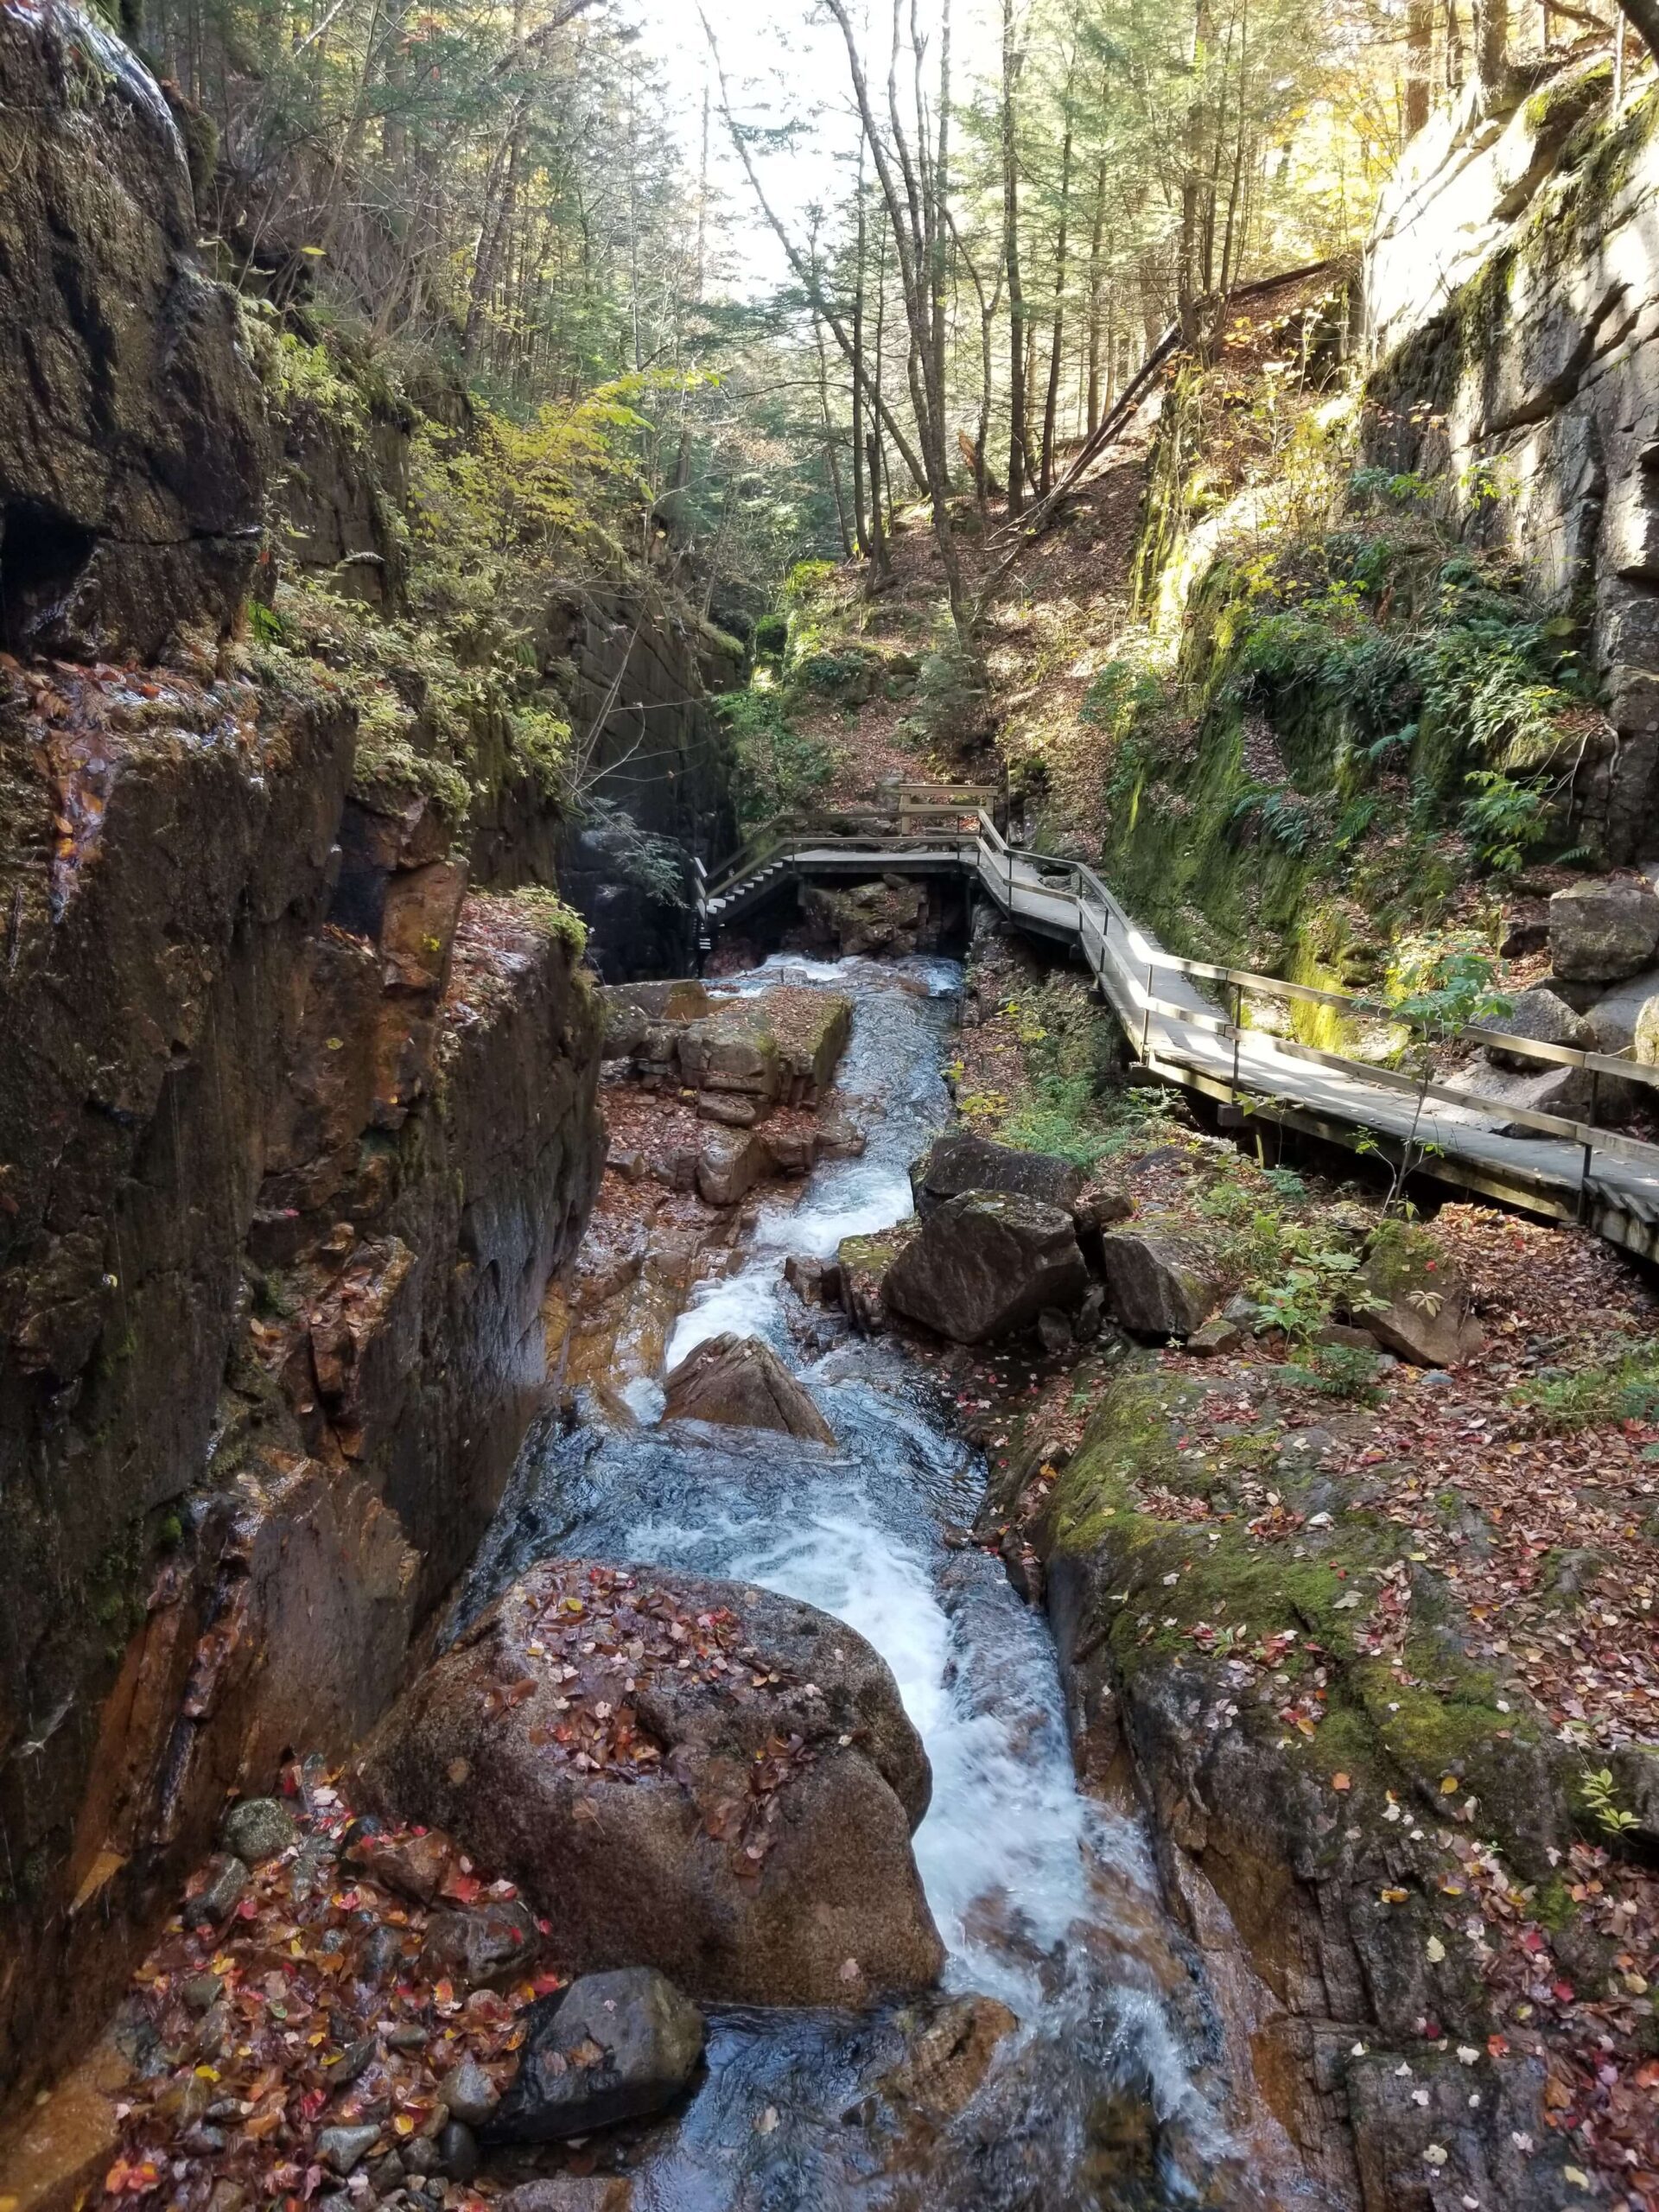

{"left": 355, "top": 1559, "right": 944, "bottom": 2006}
{"left": 662, "top": 1332, "right": 836, "bottom": 1445}
{"left": 883, "top": 1191, "right": 1091, "bottom": 1343}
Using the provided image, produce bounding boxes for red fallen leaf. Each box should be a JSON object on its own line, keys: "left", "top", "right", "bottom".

{"left": 1488, "top": 2034, "right": 1510, "bottom": 2059}
{"left": 1332, "top": 1772, "right": 1351, "bottom": 1792}
{"left": 1550, "top": 1980, "right": 1575, "bottom": 2004}
{"left": 1521, "top": 1929, "right": 1548, "bottom": 1954}
{"left": 441, "top": 1870, "right": 482, "bottom": 1906}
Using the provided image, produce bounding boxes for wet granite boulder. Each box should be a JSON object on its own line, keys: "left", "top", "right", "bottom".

{"left": 355, "top": 1559, "right": 943, "bottom": 2006}
{"left": 883, "top": 1192, "right": 1090, "bottom": 1344}
{"left": 1097, "top": 1219, "right": 1229, "bottom": 1338}
{"left": 1548, "top": 880, "right": 1659, "bottom": 982}
{"left": 0, "top": 2, "right": 268, "bottom": 659}
{"left": 910, "top": 1133, "right": 1084, "bottom": 1217}
{"left": 695, "top": 1128, "right": 768, "bottom": 1207}
{"left": 483, "top": 1968, "right": 705, "bottom": 2143}
{"left": 662, "top": 1332, "right": 836, "bottom": 1446}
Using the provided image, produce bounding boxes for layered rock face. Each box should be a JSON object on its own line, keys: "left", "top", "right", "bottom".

{"left": 0, "top": 2, "right": 267, "bottom": 660}
{"left": 0, "top": 661, "right": 604, "bottom": 2100}
{"left": 1364, "top": 64, "right": 1659, "bottom": 857}
{"left": 0, "top": 5, "right": 608, "bottom": 2104}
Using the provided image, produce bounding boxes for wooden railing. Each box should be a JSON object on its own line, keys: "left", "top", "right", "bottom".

{"left": 697, "top": 798, "right": 1659, "bottom": 1202}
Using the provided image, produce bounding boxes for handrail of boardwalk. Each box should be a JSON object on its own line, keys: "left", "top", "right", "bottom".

{"left": 696, "top": 796, "right": 1659, "bottom": 1231}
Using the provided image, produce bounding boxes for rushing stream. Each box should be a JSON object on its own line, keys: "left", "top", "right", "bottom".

{"left": 465, "top": 958, "right": 1301, "bottom": 2211}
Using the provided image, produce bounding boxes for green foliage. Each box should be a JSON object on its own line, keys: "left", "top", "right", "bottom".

{"left": 1386, "top": 935, "right": 1511, "bottom": 1036}
{"left": 1580, "top": 1767, "right": 1641, "bottom": 1840}
{"left": 1510, "top": 1345, "right": 1659, "bottom": 1434}
{"left": 509, "top": 883, "right": 588, "bottom": 954}
{"left": 579, "top": 799, "right": 688, "bottom": 908}
{"left": 715, "top": 685, "right": 834, "bottom": 828}
{"left": 1459, "top": 768, "right": 1554, "bottom": 875}
{"left": 752, "top": 613, "right": 789, "bottom": 658}
{"left": 912, "top": 642, "right": 988, "bottom": 751}
{"left": 1081, "top": 659, "right": 1163, "bottom": 739}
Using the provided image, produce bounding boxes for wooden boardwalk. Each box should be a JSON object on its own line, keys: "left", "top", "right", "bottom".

{"left": 701, "top": 806, "right": 1659, "bottom": 1260}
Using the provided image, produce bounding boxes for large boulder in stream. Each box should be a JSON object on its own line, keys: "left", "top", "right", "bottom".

{"left": 356, "top": 1559, "right": 944, "bottom": 2006}
{"left": 883, "top": 1191, "right": 1090, "bottom": 1343}
{"left": 663, "top": 1332, "right": 836, "bottom": 1445}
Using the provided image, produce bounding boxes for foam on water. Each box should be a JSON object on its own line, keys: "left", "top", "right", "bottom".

{"left": 467, "top": 956, "right": 1272, "bottom": 2208}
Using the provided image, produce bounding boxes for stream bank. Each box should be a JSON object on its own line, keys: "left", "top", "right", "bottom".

{"left": 62, "top": 956, "right": 1319, "bottom": 2212}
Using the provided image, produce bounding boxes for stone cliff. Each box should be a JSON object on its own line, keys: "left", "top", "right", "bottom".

{"left": 1364, "top": 60, "right": 1659, "bottom": 861}
{"left": 0, "top": 0, "right": 614, "bottom": 2102}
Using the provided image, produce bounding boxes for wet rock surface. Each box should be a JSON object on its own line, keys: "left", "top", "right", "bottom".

{"left": 482, "top": 1969, "right": 705, "bottom": 2143}
{"left": 883, "top": 1189, "right": 1091, "bottom": 1343}
{"left": 356, "top": 1558, "right": 944, "bottom": 2007}
{"left": 0, "top": 3, "right": 267, "bottom": 659}
{"left": 661, "top": 1332, "right": 836, "bottom": 1444}
{"left": 0, "top": 660, "right": 604, "bottom": 2096}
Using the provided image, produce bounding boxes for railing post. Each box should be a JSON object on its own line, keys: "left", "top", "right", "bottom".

{"left": 1231, "top": 979, "right": 1243, "bottom": 1102}
{"left": 1579, "top": 1070, "right": 1600, "bottom": 1224}
{"left": 1142, "top": 962, "right": 1154, "bottom": 1063}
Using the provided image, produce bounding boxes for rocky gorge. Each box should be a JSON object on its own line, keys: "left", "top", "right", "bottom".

{"left": 5, "top": 4, "right": 1659, "bottom": 2210}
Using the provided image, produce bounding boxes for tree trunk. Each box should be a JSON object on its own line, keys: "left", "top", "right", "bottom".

{"left": 1039, "top": 48, "right": 1077, "bottom": 495}
{"left": 1474, "top": 0, "right": 1508, "bottom": 88}
{"left": 1405, "top": 0, "right": 1433, "bottom": 132}
{"left": 1002, "top": 0, "right": 1029, "bottom": 517}
{"left": 1084, "top": 152, "right": 1108, "bottom": 436}
{"left": 1612, "top": 0, "right": 1659, "bottom": 61}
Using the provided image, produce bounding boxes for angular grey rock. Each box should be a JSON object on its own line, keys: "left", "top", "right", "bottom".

{"left": 1036, "top": 1307, "right": 1074, "bottom": 1357}
{"left": 317, "top": 2124, "right": 385, "bottom": 2175}
{"left": 911, "top": 1132, "right": 1084, "bottom": 1215}
{"left": 1548, "top": 880, "right": 1659, "bottom": 982}
{"left": 437, "top": 2056, "right": 500, "bottom": 2126}
{"left": 662, "top": 1332, "right": 836, "bottom": 1446}
{"left": 1583, "top": 967, "right": 1659, "bottom": 1054}
{"left": 1356, "top": 1227, "right": 1484, "bottom": 1368}
{"left": 416, "top": 1899, "right": 541, "bottom": 1991}
{"left": 1097, "top": 1221, "right": 1228, "bottom": 1338}
{"left": 482, "top": 1967, "right": 705, "bottom": 2144}
{"left": 884, "top": 1192, "right": 1091, "bottom": 1344}
{"left": 1481, "top": 986, "right": 1593, "bottom": 1071}
{"left": 219, "top": 1796, "right": 298, "bottom": 1865}
{"left": 182, "top": 1854, "right": 250, "bottom": 1929}
{"left": 695, "top": 1128, "right": 768, "bottom": 1207}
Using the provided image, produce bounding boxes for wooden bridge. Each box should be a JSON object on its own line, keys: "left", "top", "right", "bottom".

{"left": 697, "top": 787, "right": 1659, "bottom": 1259}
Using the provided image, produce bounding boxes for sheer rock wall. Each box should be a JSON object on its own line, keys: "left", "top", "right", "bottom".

{"left": 1364, "top": 62, "right": 1659, "bottom": 859}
